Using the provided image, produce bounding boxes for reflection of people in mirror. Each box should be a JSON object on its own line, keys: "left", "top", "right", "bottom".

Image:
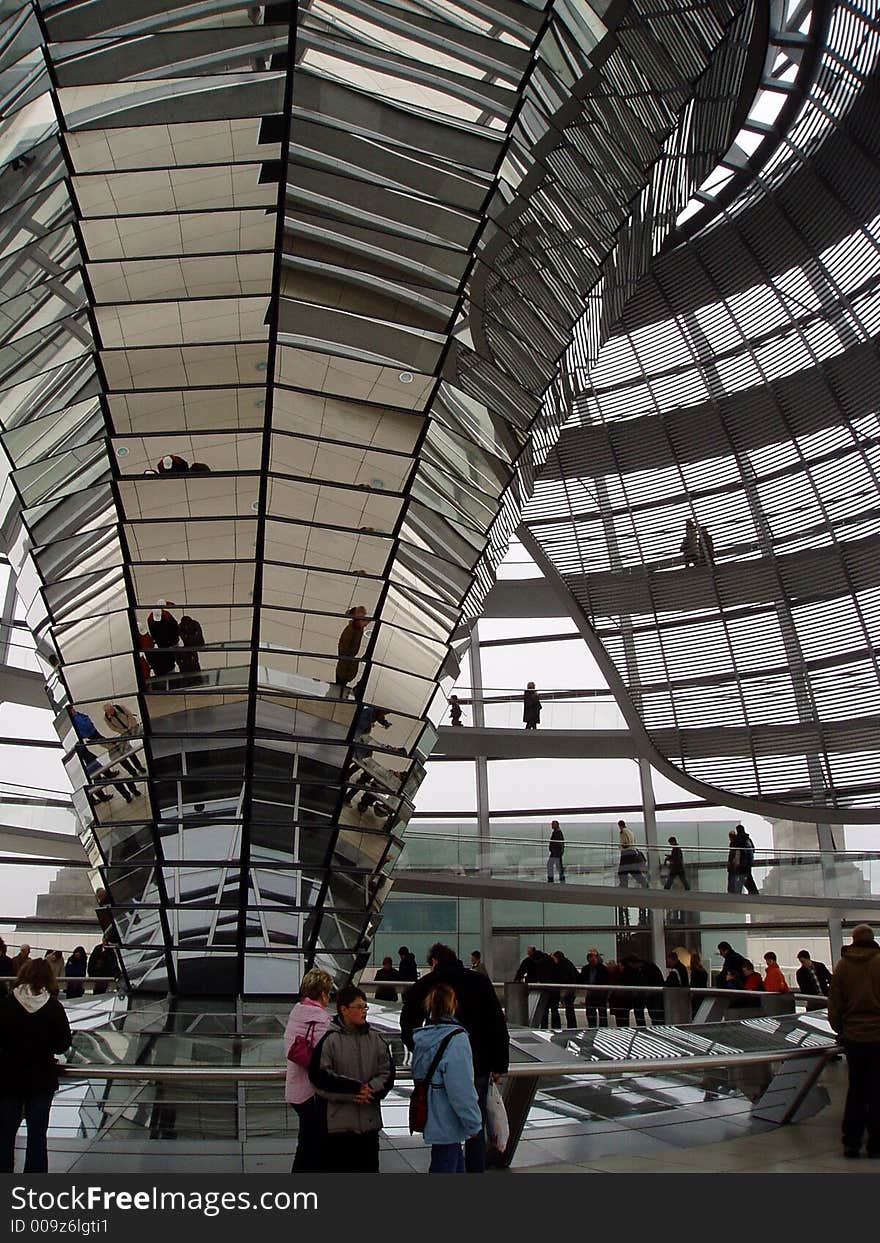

{"left": 156, "top": 455, "right": 211, "bottom": 473}
{"left": 146, "top": 601, "right": 179, "bottom": 676}
{"left": 335, "top": 605, "right": 368, "bottom": 690}
{"left": 177, "top": 615, "right": 205, "bottom": 676}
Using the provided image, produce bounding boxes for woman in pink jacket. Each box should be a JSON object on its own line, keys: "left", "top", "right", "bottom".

{"left": 284, "top": 968, "right": 334, "bottom": 1172}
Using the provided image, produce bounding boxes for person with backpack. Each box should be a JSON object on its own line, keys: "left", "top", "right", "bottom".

{"left": 411, "top": 983, "right": 482, "bottom": 1173}
{"left": 283, "top": 968, "right": 334, "bottom": 1172}
{"left": 734, "top": 825, "right": 759, "bottom": 895}
{"left": 402, "top": 943, "right": 509, "bottom": 1172}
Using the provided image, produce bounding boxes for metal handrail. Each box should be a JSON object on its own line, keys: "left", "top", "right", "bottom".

{"left": 57, "top": 1044, "right": 837, "bottom": 1084}
{"left": 0, "top": 976, "right": 120, "bottom": 985}
{"left": 356, "top": 979, "right": 821, "bottom": 1001}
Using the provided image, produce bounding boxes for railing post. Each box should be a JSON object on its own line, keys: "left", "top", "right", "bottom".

{"left": 663, "top": 985, "right": 692, "bottom": 1025}
{"left": 504, "top": 981, "right": 529, "bottom": 1026}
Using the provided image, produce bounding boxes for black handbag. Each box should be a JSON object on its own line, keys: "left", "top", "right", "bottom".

{"left": 408, "top": 1030, "right": 462, "bottom": 1133}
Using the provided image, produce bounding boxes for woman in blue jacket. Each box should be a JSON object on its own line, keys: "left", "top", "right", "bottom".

{"left": 411, "top": 983, "right": 483, "bottom": 1173}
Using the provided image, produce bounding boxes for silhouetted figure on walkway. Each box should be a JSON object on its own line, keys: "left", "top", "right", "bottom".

{"left": 733, "top": 825, "right": 758, "bottom": 894}
{"left": 681, "top": 518, "right": 700, "bottom": 567}
{"left": 726, "top": 829, "right": 741, "bottom": 893}
{"left": 547, "top": 819, "right": 565, "bottom": 883}
{"left": 617, "top": 820, "right": 648, "bottom": 889}
{"left": 663, "top": 836, "right": 689, "bottom": 889}
{"left": 449, "top": 694, "right": 463, "bottom": 726}
{"left": 522, "top": 682, "right": 541, "bottom": 729}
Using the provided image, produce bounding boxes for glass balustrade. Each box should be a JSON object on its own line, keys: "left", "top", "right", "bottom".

{"left": 396, "top": 834, "right": 880, "bottom": 900}
{"left": 444, "top": 689, "right": 628, "bottom": 731}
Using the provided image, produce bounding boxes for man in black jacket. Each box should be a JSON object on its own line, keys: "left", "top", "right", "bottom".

{"left": 796, "top": 949, "right": 832, "bottom": 1009}
{"left": 717, "top": 941, "right": 748, "bottom": 990}
{"left": 580, "top": 949, "right": 610, "bottom": 1027}
{"left": 514, "top": 946, "right": 554, "bottom": 1029}
{"left": 639, "top": 956, "right": 666, "bottom": 1025}
{"left": 665, "top": 951, "right": 689, "bottom": 988}
{"left": 400, "top": 943, "right": 509, "bottom": 1173}
{"left": 396, "top": 946, "right": 418, "bottom": 982}
{"left": 551, "top": 950, "right": 579, "bottom": 1029}
{"left": 663, "top": 837, "right": 689, "bottom": 890}
{"left": 547, "top": 821, "right": 565, "bottom": 884}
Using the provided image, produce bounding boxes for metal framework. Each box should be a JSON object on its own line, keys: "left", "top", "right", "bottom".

{"left": 0, "top": 0, "right": 753, "bottom": 994}
{"left": 528, "top": 0, "right": 880, "bottom": 819}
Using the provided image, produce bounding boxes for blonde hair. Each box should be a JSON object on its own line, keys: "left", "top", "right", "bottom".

{"left": 423, "top": 982, "right": 457, "bottom": 1022}
{"left": 300, "top": 968, "right": 333, "bottom": 1001}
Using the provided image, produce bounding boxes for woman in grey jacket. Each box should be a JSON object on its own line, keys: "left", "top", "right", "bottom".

{"left": 309, "top": 985, "right": 395, "bottom": 1172}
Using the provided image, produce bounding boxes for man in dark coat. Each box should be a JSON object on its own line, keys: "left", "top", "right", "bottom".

{"left": 373, "top": 957, "right": 400, "bottom": 1003}
{"left": 639, "top": 956, "right": 666, "bottom": 1024}
{"left": 796, "top": 949, "right": 832, "bottom": 1002}
{"left": 828, "top": 924, "right": 880, "bottom": 1158}
{"left": 663, "top": 836, "right": 689, "bottom": 890}
{"left": 522, "top": 682, "right": 541, "bottom": 729}
{"left": 547, "top": 820, "right": 565, "bottom": 883}
{"left": 514, "top": 945, "right": 556, "bottom": 1028}
{"left": 551, "top": 950, "right": 579, "bottom": 1029}
{"left": 400, "top": 943, "right": 509, "bottom": 1173}
{"left": 396, "top": 946, "right": 418, "bottom": 982}
{"left": 580, "top": 949, "right": 610, "bottom": 1027}
{"left": 717, "top": 941, "right": 748, "bottom": 990}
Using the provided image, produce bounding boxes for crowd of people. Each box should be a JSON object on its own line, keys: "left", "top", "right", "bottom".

{"left": 510, "top": 940, "right": 833, "bottom": 1030}
{"left": 0, "top": 940, "right": 119, "bottom": 1001}
{"left": 285, "top": 943, "right": 509, "bottom": 1174}
{"left": 536, "top": 818, "right": 763, "bottom": 903}
{"left": 0, "top": 926, "right": 877, "bottom": 1172}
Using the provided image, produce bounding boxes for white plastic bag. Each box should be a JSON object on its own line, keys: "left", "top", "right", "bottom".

{"left": 486, "top": 1080, "right": 509, "bottom": 1152}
